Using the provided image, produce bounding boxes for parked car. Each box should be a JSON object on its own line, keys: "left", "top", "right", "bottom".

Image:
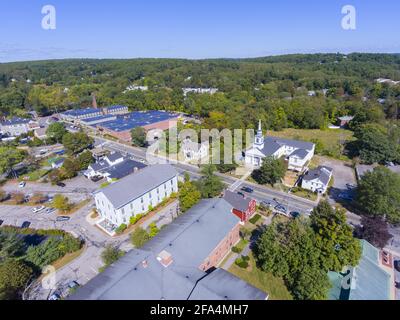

{"left": 346, "top": 183, "right": 356, "bottom": 190}
{"left": 21, "top": 221, "right": 31, "bottom": 228}
{"left": 56, "top": 182, "right": 66, "bottom": 187}
{"left": 48, "top": 293, "right": 61, "bottom": 300}
{"left": 0, "top": 219, "right": 3, "bottom": 226}
{"left": 241, "top": 186, "right": 254, "bottom": 193}
{"left": 290, "top": 211, "right": 301, "bottom": 218}
{"left": 260, "top": 201, "right": 272, "bottom": 208}
{"left": 18, "top": 181, "right": 26, "bottom": 188}
{"left": 237, "top": 192, "right": 245, "bottom": 197}
{"left": 46, "top": 208, "right": 55, "bottom": 214}
{"left": 32, "top": 206, "right": 45, "bottom": 213}
{"left": 91, "top": 175, "right": 103, "bottom": 182}
{"left": 56, "top": 216, "right": 70, "bottom": 222}
{"left": 395, "top": 282, "right": 400, "bottom": 289}
{"left": 67, "top": 281, "right": 80, "bottom": 289}
{"left": 274, "top": 205, "right": 287, "bottom": 214}
{"left": 394, "top": 260, "right": 400, "bottom": 273}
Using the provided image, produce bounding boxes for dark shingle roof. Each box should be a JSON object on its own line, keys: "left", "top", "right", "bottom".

{"left": 106, "top": 152, "right": 123, "bottom": 162}
{"left": 223, "top": 190, "right": 252, "bottom": 212}
{"left": 106, "top": 159, "right": 147, "bottom": 180}
{"left": 261, "top": 136, "right": 314, "bottom": 157}
{"left": 303, "top": 166, "right": 332, "bottom": 185}
{"left": 289, "top": 148, "right": 309, "bottom": 159}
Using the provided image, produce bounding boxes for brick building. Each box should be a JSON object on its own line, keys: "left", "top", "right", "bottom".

{"left": 70, "top": 198, "right": 268, "bottom": 300}
{"left": 223, "top": 190, "right": 257, "bottom": 222}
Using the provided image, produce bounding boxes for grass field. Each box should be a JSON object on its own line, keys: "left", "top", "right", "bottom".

{"left": 228, "top": 252, "right": 293, "bottom": 300}
{"left": 269, "top": 128, "right": 355, "bottom": 160}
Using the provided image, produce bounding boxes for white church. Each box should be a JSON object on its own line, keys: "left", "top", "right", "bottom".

{"left": 244, "top": 121, "right": 315, "bottom": 172}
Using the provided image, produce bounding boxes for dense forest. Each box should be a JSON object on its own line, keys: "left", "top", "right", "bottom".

{"left": 1, "top": 53, "right": 400, "bottom": 135}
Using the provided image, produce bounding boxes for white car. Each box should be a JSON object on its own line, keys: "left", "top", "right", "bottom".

{"left": 18, "top": 181, "right": 26, "bottom": 188}
{"left": 32, "top": 206, "right": 45, "bottom": 213}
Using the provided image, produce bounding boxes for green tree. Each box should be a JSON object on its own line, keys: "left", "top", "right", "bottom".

{"left": 0, "top": 147, "right": 26, "bottom": 175}
{"left": 256, "top": 219, "right": 328, "bottom": 300}
{"left": 353, "top": 124, "right": 399, "bottom": 164}
{"left": 52, "top": 194, "right": 72, "bottom": 213}
{"left": 62, "top": 132, "right": 94, "bottom": 155}
{"left": 131, "top": 127, "right": 147, "bottom": 147}
{"left": 60, "top": 158, "right": 80, "bottom": 179}
{"left": 131, "top": 227, "right": 150, "bottom": 248}
{"left": 0, "top": 259, "right": 33, "bottom": 300}
{"left": 356, "top": 166, "right": 400, "bottom": 223}
{"left": 178, "top": 179, "right": 201, "bottom": 212}
{"left": 0, "top": 231, "right": 25, "bottom": 262}
{"left": 195, "top": 164, "right": 224, "bottom": 198}
{"left": 310, "top": 201, "right": 362, "bottom": 272}
{"left": 46, "top": 122, "right": 67, "bottom": 143}
{"left": 77, "top": 150, "right": 94, "bottom": 170}
{"left": 25, "top": 238, "right": 64, "bottom": 269}
{"left": 356, "top": 216, "right": 392, "bottom": 249}
{"left": 252, "top": 156, "right": 286, "bottom": 186}
{"left": 101, "top": 245, "right": 124, "bottom": 266}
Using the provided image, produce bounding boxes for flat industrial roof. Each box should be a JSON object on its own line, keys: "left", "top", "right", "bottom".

{"left": 97, "top": 110, "right": 178, "bottom": 132}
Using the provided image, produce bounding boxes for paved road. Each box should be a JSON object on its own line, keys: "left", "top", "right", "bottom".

{"left": 96, "top": 137, "right": 318, "bottom": 215}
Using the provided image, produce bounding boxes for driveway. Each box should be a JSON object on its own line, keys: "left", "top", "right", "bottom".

{"left": 317, "top": 156, "right": 357, "bottom": 202}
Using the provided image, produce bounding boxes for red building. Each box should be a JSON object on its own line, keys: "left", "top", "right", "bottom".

{"left": 223, "top": 190, "right": 257, "bottom": 222}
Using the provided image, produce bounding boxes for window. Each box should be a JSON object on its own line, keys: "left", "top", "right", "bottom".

{"left": 149, "top": 193, "right": 152, "bottom": 199}
{"left": 164, "top": 184, "right": 167, "bottom": 190}
{"left": 141, "top": 197, "right": 144, "bottom": 203}
{"left": 130, "top": 203, "right": 133, "bottom": 210}
{"left": 121, "top": 208, "right": 125, "bottom": 214}
{"left": 157, "top": 188, "right": 159, "bottom": 194}
{"left": 170, "top": 180, "right": 173, "bottom": 186}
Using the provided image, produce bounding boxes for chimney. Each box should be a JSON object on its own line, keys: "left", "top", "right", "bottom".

{"left": 92, "top": 93, "right": 98, "bottom": 108}
{"left": 157, "top": 250, "right": 173, "bottom": 267}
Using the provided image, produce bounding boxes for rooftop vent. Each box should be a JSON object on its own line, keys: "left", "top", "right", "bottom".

{"left": 157, "top": 250, "right": 173, "bottom": 268}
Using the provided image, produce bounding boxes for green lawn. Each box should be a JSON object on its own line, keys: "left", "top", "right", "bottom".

{"left": 290, "top": 187, "right": 318, "bottom": 201}
{"left": 228, "top": 252, "right": 293, "bottom": 300}
{"left": 20, "top": 169, "right": 51, "bottom": 181}
{"left": 269, "top": 128, "right": 355, "bottom": 160}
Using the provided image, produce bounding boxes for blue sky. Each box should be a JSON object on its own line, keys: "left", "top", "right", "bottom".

{"left": 0, "top": 0, "right": 399, "bottom": 62}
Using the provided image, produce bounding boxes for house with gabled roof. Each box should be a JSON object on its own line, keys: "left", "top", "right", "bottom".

{"left": 301, "top": 166, "right": 333, "bottom": 194}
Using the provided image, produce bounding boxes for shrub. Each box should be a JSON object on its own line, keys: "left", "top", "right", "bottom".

{"left": 235, "top": 256, "right": 249, "bottom": 269}
{"left": 232, "top": 246, "right": 241, "bottom": 254}
{"left": 131, "top": 227, "right": 150, "bottom": 248}
{"left": 249, "top": 214, "right": 262, "bottom": 224}
{"left": 148, "top": 222, "right": 160, "bottom": 237}
{"left": 129, "top": 214, "right": 144, "bottom": 225}
{"left": 115, "top": 224, "right": 127, "bottom": 234}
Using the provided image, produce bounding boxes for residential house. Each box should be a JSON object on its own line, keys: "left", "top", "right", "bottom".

{"left": 223, "top": 190, "right": 257, "bottom": 222}
{"left": 180, "top": 138, "right": 209, "bottom": 162}
{"left": 70, "top": 198, "right": 268, "bottom": 300}
{"left": 94, "top": 164, "right": 178, "bottom": 228}
{"left": 0, "top": 117, "right": 32, "bottom": 137}
{"left": 328, "top": 240, "right": 391, "bottom": 300}
{"left": 301, "top": 166, "right": 333, "bottom": 194}
{"left": 51, "top": 158, "right": 65, "bottom": 169}
{"left": 337, "top": 116, "right": 354, "bottom": 128}
{"left": 85, "top": 152, "right": 146, "bottom": 182}
{"left": 245, "top": 120, "right": 315, "bottom": 172}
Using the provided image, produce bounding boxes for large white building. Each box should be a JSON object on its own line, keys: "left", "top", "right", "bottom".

{"left": 94, "top": 164, "right": 178, "bottom": 228}
{"left": 244, "top": 121, "right": 315, "bottom": 172}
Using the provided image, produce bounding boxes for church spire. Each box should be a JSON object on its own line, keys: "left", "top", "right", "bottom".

{"left": 254, "top": 120, "right": 264, "bottom": 149}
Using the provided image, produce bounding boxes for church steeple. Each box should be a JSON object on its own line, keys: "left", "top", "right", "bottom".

{"left": 254, "top": 120, "right": 264, "bottom": 149}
